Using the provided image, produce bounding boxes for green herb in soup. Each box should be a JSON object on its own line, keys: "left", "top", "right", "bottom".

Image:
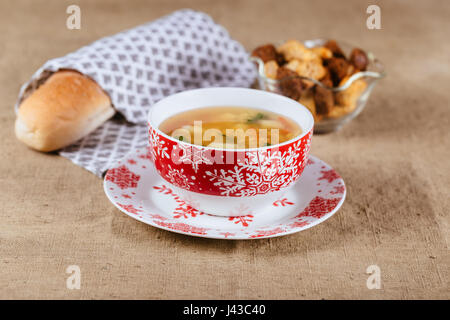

{"left": 158, "top": 106, "right": 302, "bottom": 149}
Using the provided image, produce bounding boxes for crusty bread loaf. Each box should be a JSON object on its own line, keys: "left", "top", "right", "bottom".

{"left": 15, "top": 71, "right": 114, "bottom": 152}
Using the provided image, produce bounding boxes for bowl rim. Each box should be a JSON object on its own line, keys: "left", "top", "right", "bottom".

{"left": 147, "top": 87, "right": 314, "bottom": 152}
{"left": 251, "top": 38, "right": 386, "bottom": 92}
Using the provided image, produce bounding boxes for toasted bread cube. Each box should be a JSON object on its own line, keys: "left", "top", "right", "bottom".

{"left": 335, "top": 76, "right": 367, "bottom": 109}
{"left": 264, "top": 60, "right": 279, "bottom": 79}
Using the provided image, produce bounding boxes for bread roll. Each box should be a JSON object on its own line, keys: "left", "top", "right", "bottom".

{"left": 15, "top": 71, "right": 114, "bottom": 152}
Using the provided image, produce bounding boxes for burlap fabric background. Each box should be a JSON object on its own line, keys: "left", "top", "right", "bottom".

{"left": 1, "top": 0, "right": 448, "bottom": 299}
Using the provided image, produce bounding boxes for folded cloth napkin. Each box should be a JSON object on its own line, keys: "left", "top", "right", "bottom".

{"left": 16, "top": 9, "right": 255, "bottom": 176}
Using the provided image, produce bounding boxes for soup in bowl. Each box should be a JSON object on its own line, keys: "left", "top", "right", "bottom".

{"left": 148, "top": 88, "right": 314, "bottom": 217}
{"left": 159, "top": 106, "right": 303, "bottom": 149}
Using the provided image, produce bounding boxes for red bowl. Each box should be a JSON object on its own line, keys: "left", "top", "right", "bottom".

{"left": 148, "top": 88, "right": 314, "bottom": 216}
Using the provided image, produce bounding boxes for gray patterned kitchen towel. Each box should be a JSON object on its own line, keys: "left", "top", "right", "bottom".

{"left": 16, "top": 9, "right": 255, "bottom": 176}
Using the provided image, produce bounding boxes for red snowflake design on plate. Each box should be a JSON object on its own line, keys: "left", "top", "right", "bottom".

{"left": 307, "top": 158, "right": 315, "bottom": 165}
{"left": 173, "top": 204, "right": 204, "bottom": 219}
{"left": 138, "top": 147, "right": 153, "bottom": 161}
{"left": 127, "top": 159, "right": 137, "bottom": 165}
{"left": 296, "top": 196, "right": 341, "bottom": 219}
{"left": 228, "top": 214, "right": 254, "bottom": 227}
{"left": 219, "top": 232, "right": 236, "bottom": 238}
{"left": 121, "top": 194, "right": 131, "bottom": 199}
{"left": 153, "top": 220, "right": 209, "bottom": 235}
{"left": 289, "top": 220, "right": 309, "bottom": 228}
{"left": 149, "top": 214, "right": 168, "bottom": 221}
{"left": 273, "top": 198, "right": 294, "bottom": 207}
{"left": 153, "top": 184, "right": 173, "bottom": 195}
{"left": 117, "top": 203, "right": 142, "bottom": 215}
{"left": 330, "top": 185, "right": 345, "bottom": 195}
{"left": 318, "top": 169, "right": 340, "bottom": 183}
{"left": 106, "top": 165, "right": 140, "bottom": 189}
{"left": 153, "top": 185, "right": 204, "bottom": 219}
{"left": 250, "top": 227, "right": 285, "bottom": 238}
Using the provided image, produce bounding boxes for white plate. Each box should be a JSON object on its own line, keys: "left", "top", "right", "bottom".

{"left": 104, "top": 147, "right": 346, "bottom": 240}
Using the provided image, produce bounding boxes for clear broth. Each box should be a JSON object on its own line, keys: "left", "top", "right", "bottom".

{"left": 159, "top": 106, "right": 302, "bottom": 149}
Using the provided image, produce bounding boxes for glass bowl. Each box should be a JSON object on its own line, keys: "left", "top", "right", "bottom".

{"left": 251, "top": 39, "right": 386, "bottom": 133}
